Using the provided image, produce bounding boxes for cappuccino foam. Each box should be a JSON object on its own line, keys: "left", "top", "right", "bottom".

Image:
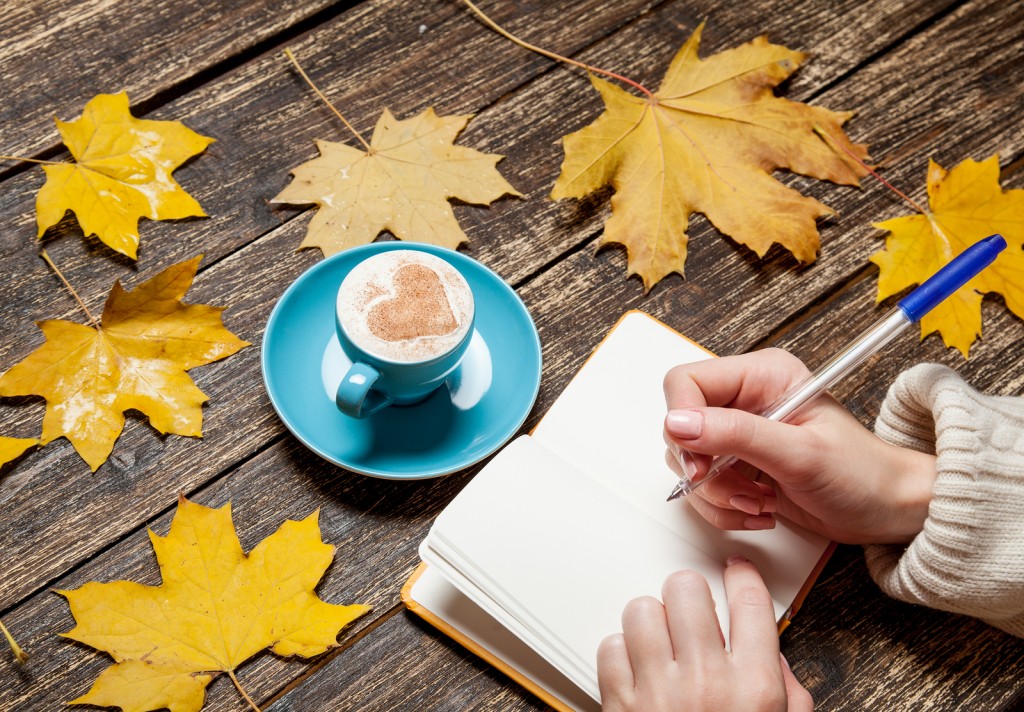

{"left": 337, "top": 250, "right": 474, "bottom": 362}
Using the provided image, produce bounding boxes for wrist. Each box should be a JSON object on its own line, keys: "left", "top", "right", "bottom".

{"left": 883, "top": 446, "right": 937, "bottom": 542}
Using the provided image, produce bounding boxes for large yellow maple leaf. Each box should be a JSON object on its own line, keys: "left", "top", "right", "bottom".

{"left": 60, "top": 496, "right": 370, "bottom": 712}
{"left": 36, "top": 92, "right": 214, "bottom": 259}
{"left": 273, "top": 107, "right": 520, "bottom": 255}
{"left": 551, "top": 22, "right": 868, "bottom": 290}
{"left": 0, "top": 256, "right": 247, "bottom": 471}
{"left": 872, "top": 155, "right": 1024, "bottom": 357}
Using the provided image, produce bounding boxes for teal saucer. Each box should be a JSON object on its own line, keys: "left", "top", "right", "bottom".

{"left": 261, "top": 242, "right": 542, "bottom": 479}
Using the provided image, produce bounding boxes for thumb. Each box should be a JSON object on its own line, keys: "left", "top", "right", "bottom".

{"left": 665, "top": 406, "right": 820, "bottom": 485}
{"left": 780, "top": 654, "right": 814, "bottom": 711}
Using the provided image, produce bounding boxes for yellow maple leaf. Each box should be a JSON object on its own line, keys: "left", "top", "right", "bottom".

{"left": 35, "top": 92, "right": 214, "bottom": 259}
{"left": 871, "top": 155, "right": 1024, "bottom": 357}
{"left": 0, "top": 256, "right": 247, "bottom": 471}
{"left": 273, "top": 107, "right": 520, "bottom": 255}
{"left": 551, "top": 22, "right": 868, "bottom": 290}
{"left": 0, "top": 436, "right": 37, "bottom": 467}
{"left": 60, "top": 495, "right": 370, "bottom": 712}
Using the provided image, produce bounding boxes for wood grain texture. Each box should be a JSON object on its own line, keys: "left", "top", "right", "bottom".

{"left": 2, "top": 0, "right": 1023, "bottom": 709}
{"left": 266, "top": 612, "right": 546, "bottom": 711}
{"left": 0, "top": 433, "right": 486, "bottom": 710}
{"left": 0, "top": 0, "right": 346, "bottom": 161}
{"left": 0, "top": 0, "right": 666, "bottom": 608}
{"left": 788, "top": 547, "right": 1024, "bottom": 711}
{"left": 3, "top": 0, "right": 961, "bottom": 615}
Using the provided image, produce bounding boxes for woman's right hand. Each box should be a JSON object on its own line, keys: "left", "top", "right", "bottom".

{"left": 662, "top": 348, "right": 936, "bottom": 544}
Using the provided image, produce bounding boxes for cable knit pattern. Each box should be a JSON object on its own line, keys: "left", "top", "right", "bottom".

{"left": 864, "top": 363, "right": 1024, "bottom": 638}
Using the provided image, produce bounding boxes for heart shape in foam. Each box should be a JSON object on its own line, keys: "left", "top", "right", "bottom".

{"left": 367, "top": 263, "right": 458, "bottom": 342}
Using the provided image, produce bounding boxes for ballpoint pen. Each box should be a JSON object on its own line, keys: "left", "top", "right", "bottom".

{"left": 666, "top": 233, "right": 1008, "bottom": 502}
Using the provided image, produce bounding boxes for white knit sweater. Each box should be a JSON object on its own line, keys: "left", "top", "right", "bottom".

{"left": 864, "top": 363, "right": 1024, "bottom": 638}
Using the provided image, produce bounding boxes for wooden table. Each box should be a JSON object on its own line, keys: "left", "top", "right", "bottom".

{"left": 2, "top": 0, "right": 1023, "bottom": 709}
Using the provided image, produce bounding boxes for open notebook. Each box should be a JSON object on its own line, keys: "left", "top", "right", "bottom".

{"left": 404, "top": 311, "right": 833, "bottom": 710}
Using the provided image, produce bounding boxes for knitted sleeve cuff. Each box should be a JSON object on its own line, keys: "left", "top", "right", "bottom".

{"left": 864, "top": 363, "right": 1024, "bottom": 638}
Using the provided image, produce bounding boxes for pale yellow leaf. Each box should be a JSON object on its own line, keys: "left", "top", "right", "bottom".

{"left": 273, "top": 107, "right": 520, "bottom": 255}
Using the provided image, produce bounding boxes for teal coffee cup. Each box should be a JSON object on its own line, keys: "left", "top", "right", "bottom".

{"left": 334, "top": 246, "right": 475, "bottom": 418}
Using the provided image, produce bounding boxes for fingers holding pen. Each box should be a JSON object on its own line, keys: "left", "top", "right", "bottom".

{"left": 662, "top": 448, "right": 777, "bottom": 529}
{"left": 687, "top": 487, "right": 777, "bottom": 531}
{"left": 663, "top": 406, "right": 783, "bottom": 524}
{"left": 665, "top": 406, "right": 818, "bottom": 487}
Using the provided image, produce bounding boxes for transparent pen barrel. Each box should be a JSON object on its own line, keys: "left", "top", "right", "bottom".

{"left": 764, "top": 307, "right": 912, "bottom": 422}
{"left": 673, "top": 307, "right": 912, "bottom": 498}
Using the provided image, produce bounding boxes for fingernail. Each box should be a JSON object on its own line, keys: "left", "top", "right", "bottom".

{"left": 726, "top": 554, "right": 748, "bottom": 566}
{"left": 666, "top": 409, "right": 703, "bottom": 439}
{"left": 743, "top": 514, "right": 775, "bottom": 530}
{"left": 729, "top": 495, "right": 762, "bottom": 516}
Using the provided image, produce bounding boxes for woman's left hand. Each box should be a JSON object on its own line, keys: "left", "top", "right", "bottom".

{"left": 597, "top": 556, "right": 813, "bottom": 712}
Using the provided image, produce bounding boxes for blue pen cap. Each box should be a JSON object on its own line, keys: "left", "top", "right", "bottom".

{"left": 897, "top": 234, "right": 1007, "bottom": 323}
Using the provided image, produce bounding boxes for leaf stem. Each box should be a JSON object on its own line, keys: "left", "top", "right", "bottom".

{"left": 228, "top": 670, "right": 262, "bottom": 712}
{"left": 40, "top": 250, "right": 100, "bottom": 328}
{"left": 459, "top": 0, "right": 654, "bottom": 99}
{"left": 0, "top": 618, "right": 28, "bottom": 664}
{"left": 813, "top": 126, "right": 929, "bottom": 214}
{"left": 0, "top": 155, "right": 62, "bottom": 166}
{"left": 283, "top": 48, "right": 373, "bottom": 152}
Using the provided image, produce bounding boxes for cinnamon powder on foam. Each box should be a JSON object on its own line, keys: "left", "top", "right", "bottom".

{"left": 366, "top": 263, "right": 458, "bottom": 342}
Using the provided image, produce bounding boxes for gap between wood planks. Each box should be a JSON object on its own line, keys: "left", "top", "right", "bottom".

{"left": 0, "top": 0, "right": 678, "bottom": 636}
{"left": 0, "top": 0, "right": 367, "bottom": 184}
{"left": 261, "top": 601, "right": 407, "bottom": 708}
{"left": 1, "top": 0, "right": 1015, "bottom": 639}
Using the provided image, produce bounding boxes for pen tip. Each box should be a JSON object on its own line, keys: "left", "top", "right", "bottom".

{"left": 668, "top": 479, "right": 696, "bottom": 501}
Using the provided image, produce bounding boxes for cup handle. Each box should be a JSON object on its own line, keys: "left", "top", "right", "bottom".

{"left": 336, "top": 362, "right": 393, "bottom": 418}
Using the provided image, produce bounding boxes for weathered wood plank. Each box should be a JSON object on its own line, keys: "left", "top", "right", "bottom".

{"left": 790, "top": 547, "right": 1024, "bottom": 711}
{"left": 265, "top": 611, "right": 546, "bottom": 711}
{"left": 0, "top": 0, "right": 668, "bottom": 608}
{"left": 3, "top": 0, "right": 1023, "bottom": 709}
{"left": 0, "top": 435, "right": 484, "bottom": 710}
{"left": 0, "top": 0, "right": 959, "bottom": 610}
{"left": 0, "top": 0, "right": 348, "bottom": 162}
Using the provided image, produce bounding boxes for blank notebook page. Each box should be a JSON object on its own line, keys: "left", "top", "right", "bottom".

{"left": 428, "top": 435, "right": 728, "bottom": 702}
{"left": 530, "top": 312, "right": 828, "bottom": 609}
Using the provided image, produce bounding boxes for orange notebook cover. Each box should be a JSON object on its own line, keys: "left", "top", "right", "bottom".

{"left": 403, "top": 311, "right": 834, "bottom": 709}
